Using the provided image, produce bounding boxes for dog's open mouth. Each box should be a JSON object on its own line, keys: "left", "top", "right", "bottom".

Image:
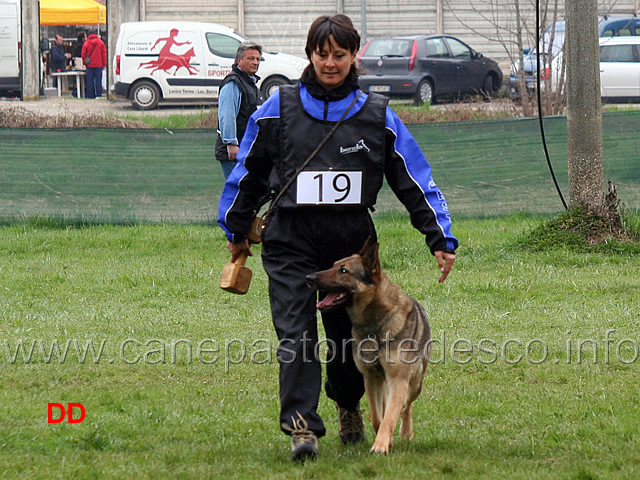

{"left": 316, "top": 289, "right": 350, "bottom": 310}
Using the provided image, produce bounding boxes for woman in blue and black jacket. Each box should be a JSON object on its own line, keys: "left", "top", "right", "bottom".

{"left": 218, "top": 14, "right": 457, "bottom": 462}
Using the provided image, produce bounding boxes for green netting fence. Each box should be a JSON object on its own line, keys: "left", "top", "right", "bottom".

{"left": 1, "top": 111, "right": 639, "bottom": 224}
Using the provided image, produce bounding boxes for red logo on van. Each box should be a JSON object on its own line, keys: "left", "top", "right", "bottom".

{"left": 138, "top": 28, "right": 199, "bottom": 75}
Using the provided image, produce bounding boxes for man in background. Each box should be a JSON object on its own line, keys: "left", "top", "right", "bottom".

{"left": 215, "top": 41, "right": 264, "bottom": 179}
{"left": 49, "top": 34, "right": 70, "bottom": 73}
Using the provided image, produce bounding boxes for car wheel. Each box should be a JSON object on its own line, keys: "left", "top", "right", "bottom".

{"left": 482, "top": 75, "right": 494, "bottom": 99}
{"left": 130, "top": 81, "right": 160, "bottom": 110}
{"left": 261, "top": 76, "right": 289, "bottom": 98}
{"left": 414, "top": 79, "right": 433, "bottom": 105}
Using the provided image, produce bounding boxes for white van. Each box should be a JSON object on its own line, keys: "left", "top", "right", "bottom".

{"left": 112, "top": 21, "right": 307, "bottom": 109}
{"left": 0, "top": 0, "right": 21, "bottom": 93}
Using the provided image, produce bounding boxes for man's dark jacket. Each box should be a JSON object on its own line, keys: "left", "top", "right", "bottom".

{"left": 215, "top": 66, "right": 263, "bottom": 163}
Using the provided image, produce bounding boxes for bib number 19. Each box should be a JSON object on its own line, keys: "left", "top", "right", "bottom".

{"left": 296, "top": 171, "right": 363, "bottom": 205}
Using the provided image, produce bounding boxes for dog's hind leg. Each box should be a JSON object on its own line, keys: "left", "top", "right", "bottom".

{"left": 400, "top": 360, "right": 427, "bottom": 439}
{"left": 400, "top": 383, "right": 422, "bottom": 439}
{"left": 399, "top": 402, "right": 414, "bottom": 439}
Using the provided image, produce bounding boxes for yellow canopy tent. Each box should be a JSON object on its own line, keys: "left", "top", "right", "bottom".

{"left": 40, "top": 0, "right": 106, "bottom": 26}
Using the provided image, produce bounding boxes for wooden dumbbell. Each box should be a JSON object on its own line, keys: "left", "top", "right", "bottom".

{"left": 219, "top": 252, "right": 252, "bottom": 295}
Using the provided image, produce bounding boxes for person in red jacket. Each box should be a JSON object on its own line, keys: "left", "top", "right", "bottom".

{"left": 81, "top": 32, "right": 107, "bottom": 98}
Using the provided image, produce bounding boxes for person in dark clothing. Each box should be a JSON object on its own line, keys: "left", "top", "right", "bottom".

{"left": 72, "top": 31, "right": 87, "bottom": 60}
{"left": 217, "top": 14, "right": 457, "bottom": 462}
{"left": 215, "top": 41, "right": 264, "bottom": 179}
{"left": 49, "top": 34, "right": 70, "bottom": 73}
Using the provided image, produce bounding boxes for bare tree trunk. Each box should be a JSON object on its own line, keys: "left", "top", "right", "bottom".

{"left": 565, "top": 0, "right": 604, "bottom": 210}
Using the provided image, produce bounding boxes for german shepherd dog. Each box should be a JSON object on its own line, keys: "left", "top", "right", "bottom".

{"left": 306, "top": 238, "right": 431, "bottom": 454}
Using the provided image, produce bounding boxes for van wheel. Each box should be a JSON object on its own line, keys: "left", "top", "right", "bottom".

{"left": 130, "top": 81, "right": 160, "bottom": 110}
{"left": 260, "top": 76, "right": 289, "bottom": 98}
{"left": 414, "top": 79, "right": 433, "bottom": 105}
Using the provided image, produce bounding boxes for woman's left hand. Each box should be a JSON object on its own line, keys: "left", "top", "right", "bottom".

{"left": 434, "top": 250, "right": 455, "bottom": 283}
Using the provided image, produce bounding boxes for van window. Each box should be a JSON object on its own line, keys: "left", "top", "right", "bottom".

{"left": 206, "top": 33, "right": 240, "bottom": 58}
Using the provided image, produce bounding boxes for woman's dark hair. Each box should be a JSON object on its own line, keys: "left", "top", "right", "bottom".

{"left": 304, "top": 14, "right": 360, "bottom": 59}
{"left": 302, "top": 14, "right": 361, "bottom": 85}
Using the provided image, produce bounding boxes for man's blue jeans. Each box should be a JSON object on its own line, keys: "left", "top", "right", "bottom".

{"left": 85, "top": 67, "right": 103, "bottom": 99}
{"left": 220, "top": 160, "right": 236, "bottom": 180}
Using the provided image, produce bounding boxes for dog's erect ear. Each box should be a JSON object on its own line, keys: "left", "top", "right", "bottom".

{"left": 359, "top": 237, "right": 380, "bottom": 277}
{"left": 359, "top": 236, "right": 375, "bottom": 256}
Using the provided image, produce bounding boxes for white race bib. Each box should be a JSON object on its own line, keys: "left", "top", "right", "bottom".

{"left": 296, "top": 171, "right": 363, "bottom": 205}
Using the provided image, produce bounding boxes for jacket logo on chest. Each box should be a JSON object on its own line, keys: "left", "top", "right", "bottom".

{"left": 339, "top": 139, "right": 370, "bottom": 155}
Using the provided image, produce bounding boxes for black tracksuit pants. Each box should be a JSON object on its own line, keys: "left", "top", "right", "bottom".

{"left": 261, "top": 209, "right": 376, "bottom": 438}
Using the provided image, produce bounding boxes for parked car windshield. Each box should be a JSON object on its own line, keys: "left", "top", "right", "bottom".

{"left": 366, "top": 38, "right": 412, "bottom": 57}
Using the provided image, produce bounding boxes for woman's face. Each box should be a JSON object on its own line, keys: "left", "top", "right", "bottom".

{"left": 310, "top": 35, "right": 356, "bottom": 91}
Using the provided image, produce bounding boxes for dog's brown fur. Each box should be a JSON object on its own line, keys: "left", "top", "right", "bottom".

{"left": 306, "top": 238, "right": 431, "bottom": 454}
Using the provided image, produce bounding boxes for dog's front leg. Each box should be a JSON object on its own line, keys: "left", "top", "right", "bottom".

{"left": 363, "top": 374, "right": 385, "bottom": 434}
{"left": 370, "top": 375, "right": 410, "bottom": 455}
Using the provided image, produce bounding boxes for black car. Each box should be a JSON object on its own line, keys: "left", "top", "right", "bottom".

{"left": 358, "top": 34, "right": 503, "bottom": 104}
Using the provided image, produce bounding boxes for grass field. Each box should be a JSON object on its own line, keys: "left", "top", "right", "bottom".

{"left": 1, "top": 214, "right": 639, "bottom": 479}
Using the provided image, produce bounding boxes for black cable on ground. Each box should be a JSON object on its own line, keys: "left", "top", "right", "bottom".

{"left": 535, "top": 0, "right": 568, "bottom": 210}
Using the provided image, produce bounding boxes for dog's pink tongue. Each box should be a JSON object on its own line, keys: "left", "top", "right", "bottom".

{"left": 316, "top": 292, "right": 342, "bottom": 308}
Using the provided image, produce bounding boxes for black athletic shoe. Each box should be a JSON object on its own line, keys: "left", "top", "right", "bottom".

{"left": 283, "top": 412, "right": 318, "bottom": 462}
{"left": 336, "top": 403, "right": 365, "bottom": 444}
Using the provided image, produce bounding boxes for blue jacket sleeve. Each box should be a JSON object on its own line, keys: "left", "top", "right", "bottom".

{"left": 383, "top": 107, "right": 458, "bottom": 253}
{"left": 217, "top": 92, "right": 280, "bottom": 242}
